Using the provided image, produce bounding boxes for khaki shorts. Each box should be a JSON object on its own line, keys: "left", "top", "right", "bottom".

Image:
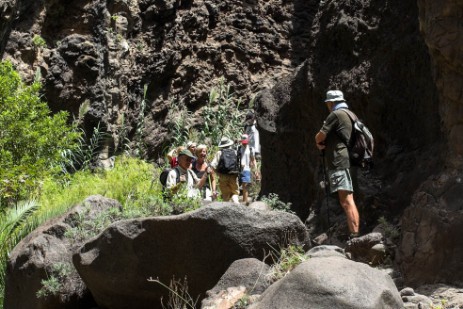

{"left": 218, "top": 173, "right": 239, "bottom": 201}
{"left": 328, "top": 169, "right": 353, "bottom": 194}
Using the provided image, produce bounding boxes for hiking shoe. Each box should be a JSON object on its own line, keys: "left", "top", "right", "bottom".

{"left": 348, "top": 232, "right": 359, "bottom": 240}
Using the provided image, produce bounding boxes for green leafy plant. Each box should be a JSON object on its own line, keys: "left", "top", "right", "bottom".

{"left": 233, "top": 294, "right": 251, "bottom": 308}
{"left": 0, "top": 200, "right": 40, "bottom": 303}
{"left": 0, "top": 60, "right": 79, "bottom": 204}
{"left": 267, "top": 244, "right": 307, "bottom": 283}
{"left": 32, "top": 34, "right": 47, "bottom": 48}
{"left": 64, "top": 204, "right": 123, "bottom": 244}
{"left": 36, "top": 262, "right": 73, "bottom": 298}
{"left": 60, "top": 123, "right": 108, "bottom": 173}
{"left": 199, "top": 77, "right": 245, "bottom": 146}
{"left": 377, "top": 216, "right": 400, "bottom": 239}
{"left": 168, "top": 189, "right": 202, "bottom": 215}
{"left": 260, "top": 193, "right": 293, "bottom": 214}
{"left": 165, "top": 97, "right": 195, "bottom": 149}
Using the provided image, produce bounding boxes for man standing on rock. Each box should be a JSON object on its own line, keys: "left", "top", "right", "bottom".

{"left": 315, "top": 90, "right": 360, "bottom": 239}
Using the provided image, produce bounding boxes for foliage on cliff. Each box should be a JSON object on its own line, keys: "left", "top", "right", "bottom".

{"left": 0, "top": 61, "right": 79, "bottom": 204}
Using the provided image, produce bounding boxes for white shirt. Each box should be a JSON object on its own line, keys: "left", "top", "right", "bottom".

{"left": 245, "top": 122, "right": 261, "bottom": 154}
{"left": 166, "top": 166, "right": 201, "bottom": 198}
{"left": 240, "top": 145, "right": 254, "bottom": 171}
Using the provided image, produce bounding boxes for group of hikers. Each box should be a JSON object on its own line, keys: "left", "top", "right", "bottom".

{"left": 163, "top": 111, "right": 261, "bottom": 205}
{"left": 163, "top": 89, "right": 370, "bottom": 239}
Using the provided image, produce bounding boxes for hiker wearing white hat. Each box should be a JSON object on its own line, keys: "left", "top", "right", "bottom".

{"left": 211, "top": 137, "right": 240, "bottom": 204}
{"left": 315, "top": 90, "right": 360, "bottom": 239}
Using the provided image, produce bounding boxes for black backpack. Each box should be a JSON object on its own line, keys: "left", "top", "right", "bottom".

{"left": 217, "top": 148, "right": 239, "bottom": 174}
{"left": 340, "top": 109, "right": 374, "bottom": 168}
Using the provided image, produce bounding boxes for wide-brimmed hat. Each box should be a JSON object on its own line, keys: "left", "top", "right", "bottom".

{"left": 178, "top": 149, "right": 196, "bottom": 159}
{"left": 324, "top": 90, "right": 345, "bottom": 102}
{"left": 218, "top": 137, "right": 234, "bottom": 148}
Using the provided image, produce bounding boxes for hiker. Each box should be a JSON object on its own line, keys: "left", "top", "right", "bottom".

{"left": 186, "top": 141, "right": 197, "bottom": 155}
{"left": 167, "top": 145, "right": 185, "bottom": 168}
{"left": 165, "top": 149, "right": 210, "bottom": 198}
{"left": 244, "top": 111, "right": 261, "bottom": 160}
{"left": 239, "top": 134, "right": 259, "bottom": 205}
{"left": 186, "top": 141, "right": 197, "bottom": 165}
{"left": 211, "top": 137, "right": 240, "bottom": 204}
{"left": 193, "top": 144, "right": 217, "bottom": 201}
{"left": 314, "top": 90, "right": 360, "bottom": 239}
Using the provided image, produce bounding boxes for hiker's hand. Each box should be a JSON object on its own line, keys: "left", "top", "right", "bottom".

{"left": 206, "top": 166, "right": 212, "bottom": 174}
{"left": 316, "top": 142, "right": 326, "bottom": 150}
{"left": 179, "top": 175, "right": 186, "bottom": 182}
{"left": 212, "top": 191, "right": 218, "bottom": 200}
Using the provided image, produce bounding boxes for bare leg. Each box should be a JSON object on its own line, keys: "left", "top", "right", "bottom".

{"left": 242, "top": 183, "right": 249, "bottom": 204}
{"left": 337, "top": 190, "right": 359, "bottom": 234}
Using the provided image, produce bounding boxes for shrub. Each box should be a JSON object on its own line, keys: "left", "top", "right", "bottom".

{"left": 36, "top": 262, "right": 73, "bottom": 298}
{"left": 260, "top": 193, "right": 293, "bottom": 214}
{"left": 200, "top": 77, "right": 245, "bottom": 146}
{"left": 267, "top": 244, "right": 307, "bottom": 283}
{"left": 0, "top": 60, "right": 79, "bottom": 204}
{"left": 165, "top": 77, "right": 246, "bottom": 153}
{"left": 32, "top": 34, "right": 47, "bottom": 48}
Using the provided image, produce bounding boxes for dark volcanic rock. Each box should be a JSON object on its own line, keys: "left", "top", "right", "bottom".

{"left": 399, "top": 169, "right": 463, "bottom": 286}
{"left": 249, "top": 256, "right": 403, "bottom": 309}
{"left": 255, "top": 0, "right": 443, "bottom": 221}
{"left": 1, "top": 0, "right": 298, "bottom": 154}
{"left": 4, "top": 195, "right": 121, "bottom": 309}
{"left": 73, "top": 203, "right": 309, "bottom": 309}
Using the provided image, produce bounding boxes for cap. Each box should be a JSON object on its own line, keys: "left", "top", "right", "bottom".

{"left": 241, "top": 134, "right": 249, "bottom": 144}
{"left": 218, "top": 137, "right": 234, "bottom": 148}
{"left": 186, "top": 141, "right": 197, "bottom": 148}
{"left": 324, "top": 90, "right": 345, "bottom": 103}
{"left": 178, "top": 149, "right": 196, "bottom": 159}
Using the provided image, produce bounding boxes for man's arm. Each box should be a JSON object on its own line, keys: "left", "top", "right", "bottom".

{"left": 315, "top": 131, "right": 327, "bottom": 150}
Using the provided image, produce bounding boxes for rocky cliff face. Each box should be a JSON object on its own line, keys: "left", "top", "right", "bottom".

{"left": 0, "top": 0, "right": 302, "bottom": 155}
{"left": 255, "top": 0, "right": 443, "bottom": 219}
{"left": 2, "top": 0, "right": 463, "bottom": 289}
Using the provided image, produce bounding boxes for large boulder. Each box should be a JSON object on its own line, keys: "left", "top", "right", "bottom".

{"left": 206, "top": 258, "right": 270, "bottom": 296}
{"left": 417, "top": 0, "right": 463, "bottom": 164}
{"left": 4, "top": 195, "right": 122, "bottom": 309}
{"left": 398, "top": 169, "right": 463, "bottom": 286}
{"left": 201, "top": 258, "right": 270, "bottom": 308}
{"left": 73, "top": 202, "right": 309, "bottom": 309}
{"left": 249, "top": 255, "right": 403, "bottom": 309}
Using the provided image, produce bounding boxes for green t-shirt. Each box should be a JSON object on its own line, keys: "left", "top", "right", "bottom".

{"left": 320, "top": 109, "right": 353, "bottom": 170}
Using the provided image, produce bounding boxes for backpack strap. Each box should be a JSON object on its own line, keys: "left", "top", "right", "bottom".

{"left": 237, "top": 145, "right": 242, "bottom": 172}
{"left": 174, "top": 167, "right": 180, "bottom": 184}
{"left": 339, "top": 109, "right": 358, "bottom": 122}
{"left": 335, "top": 109, "right": 357, "bottom": 147}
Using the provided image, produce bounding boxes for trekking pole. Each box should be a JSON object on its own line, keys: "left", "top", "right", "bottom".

{"left": 320, "top": 150, "right": 331, "bottom": 226}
